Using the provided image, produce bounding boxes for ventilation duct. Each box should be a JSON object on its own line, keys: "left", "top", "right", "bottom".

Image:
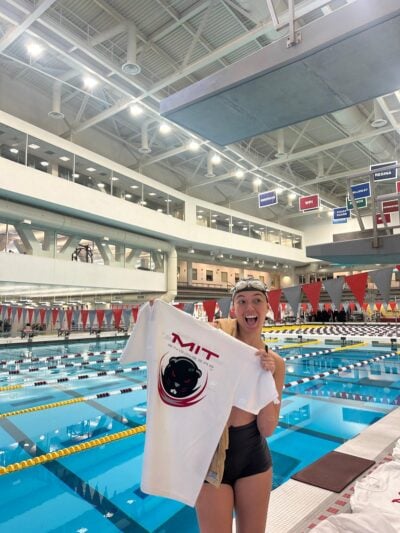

{"left": 138, "top": 121, "right": 151, "bottom": 154}
{"left": 122, "top": 25, "right": 141, "bottom": 75}
{"left": 48, "top": 82, "right": 64, "bottom": 119}
{"left": 331, "top": 107, "right": 393, "bottom": 161}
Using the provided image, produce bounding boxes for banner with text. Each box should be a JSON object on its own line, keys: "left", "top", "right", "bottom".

{"left": 299, "top": 194, "right": 319, "bottom": 211}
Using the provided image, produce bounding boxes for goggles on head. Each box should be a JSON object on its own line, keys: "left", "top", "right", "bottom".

{"left": 231, "top": 278, "right": 268, "bottom": 299}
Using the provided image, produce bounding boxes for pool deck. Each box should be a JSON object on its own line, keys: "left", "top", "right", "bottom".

{"left": 266, "top": 406, "right": 400, "bottom": 532}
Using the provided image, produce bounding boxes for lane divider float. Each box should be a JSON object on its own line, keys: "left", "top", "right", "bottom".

{"left": 0, "top": 364, "right": 146, "bottom": 392}
{"left": 283, "top": 352, "right": 397, "bottom": 389}
{"left": 0, "top": 384, "right": 147, "bottom": 419}
{"left": 0, "top": 424, "right": 147, "bottom": 476}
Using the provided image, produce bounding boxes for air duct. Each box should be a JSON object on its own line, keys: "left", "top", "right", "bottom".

{"left": 122, "top": 25, "right": 141, "bottom": 75}
{"left": 138, "top": 121, "right": 152, "bottom": 153}
{"left": 331, "top": 106, "right": 393, "bottom": 161}
{"left": 48, "top": 82, "right": 64, "bottom": 119}
{"left": 205, "top": 151, "right": 215, "bottom": 178}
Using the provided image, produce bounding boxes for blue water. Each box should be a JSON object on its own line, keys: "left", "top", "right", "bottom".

{"left": 0, "top": 339, "right": 398, "bottom": 532}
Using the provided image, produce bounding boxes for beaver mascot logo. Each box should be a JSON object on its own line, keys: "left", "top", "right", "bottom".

{"left": 158, "top": 354, "right": 208, "bottom": 407}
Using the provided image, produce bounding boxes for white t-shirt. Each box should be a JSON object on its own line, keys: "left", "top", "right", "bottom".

{"left": 121, "top": 300, "right": 278, "bottom": 507}
{"left": 350, "top": 461, "right": 400, "bottom": 525}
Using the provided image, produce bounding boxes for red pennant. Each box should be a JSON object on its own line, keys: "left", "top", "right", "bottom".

{"left": 66, "top": 309, "right": 73, "bottom": 329}
{"left": 396, "top": 265, "right": 400, "bottom": 271}
{"left": 39, "top": 308, "right": 46, "bottom": 324}
{"left": 375, "top": 302, "right": 382, "bottom": 311}
{"left": 81, "top": 309, "right": 88, "bottom": 329}
{"left": 17, "top": 307, "right": 23, "bottom": 321}
{"left": 267, "top": 289, "right": 282, "bottom": 321}
{"left": 7, "top": 307, "right": 12, "bottom": 319}
{"left": 389, "top": 301, "right": 397, "bottom": 311}
{"left": 362, "top": 302, "right": 369, "bottom": 311}
{"left": 27, "top": 309, "right": 34, "bottom": 323}
{"left": 301, "top": 281, "right": 322, "bottom": 313}
{"left": 202, "top": 300, "right": 217, "bottom": 322}
{"left": 96, "top": 309, "right": 105, "bottom": 327}
{"left": 345, "top": 272, "right": 368, "bottom": 306}
{"left": 113, "top": 308, "right": 123, "bottom": 329}
{"left": 301, "top": 303, "right": 308, "bottom": 311}
{"left": 349, "top": 302, "right": 356, "bottom": 312}
{"left": 132, "top": 306, "right": 140, "bottom": 323}
{"left": 173, "top": 303, "right": 185, "bottom": 310}
{"left": 51, "top": 308, "right": 59, "bottom": 326}
{"left": 324, "top": 303, "right": 331, "bottom": 311}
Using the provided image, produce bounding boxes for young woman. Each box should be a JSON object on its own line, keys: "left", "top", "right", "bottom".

{"left": 196, "top": 278, "right": 285, "bottom": 533}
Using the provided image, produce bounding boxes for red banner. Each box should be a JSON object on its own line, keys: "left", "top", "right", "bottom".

{"left": 66, "top": 309, "right": 73, "bottom": 329}
{"left": 382, "top": 200, "right": 398, "bottom": 214}
{"left": 268, "top": 289, "right": 282, "bottom": 321}
{"left": 389, "top": 301, "right": 397, "bottom": 311}
{"left": 345, "top": 272, "right": 369, "bottom": 306}
{"left": 39, "top": 308, "right": 46, "bottom": 324}
{"left": 299, "top": 194, "right": 319, "bottom": 211}
{"left": 17, "top": 307, "right": 23, "bottom": 321}
{"left": 113, "top": 308, "right": 123, "bottom": 329}
{"left": 96, "top": 309, "right": 105, "bottom": 327}
{"left": 375, "top": 302, "right": 382, "bottom": 311}
{"left": 203, "top": 300, "right": 217, "bottom": 322}
{"left": 376, "top": 213, "right": 391, "bottom": 224}
{"left": 51, "top": 308, "right": 59, "bottom": 326}
{"left": 132, "top": 306, "right": 139, "bottom": 323}
{"left": 81, "top": 309, "right": 88, "bottom": 329}
{"left": 27, "top": 308, "right": 34, "bottom": 323}
{"left": 302, "top": 281, "right": 322, "bottom": 313}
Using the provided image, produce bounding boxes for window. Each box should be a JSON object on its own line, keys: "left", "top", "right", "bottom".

{"left": 298, "top": 275, "right": 306, "bottom": 284}
{"left": 235, "top": 273, "right": 240, "bottom": 282}
{"left": 206, "top": 270, "right": 213, "bottom": 282}
{"left": 192, "top": 268, "right": 198, "bottom": 281}
{"left": 221, "top": 271, "right": 228, "bottom": 283}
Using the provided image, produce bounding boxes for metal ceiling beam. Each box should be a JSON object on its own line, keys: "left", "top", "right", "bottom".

{"left": 259, "top": 125, "right": 395, "bottom": 169}
{"left": 0, "top": 0, "right": 57, "bottom": 53}
{"left": 72, "top": 97, "right": 133, "bottom": 134}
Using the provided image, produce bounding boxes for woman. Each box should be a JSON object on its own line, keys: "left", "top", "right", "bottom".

{"left": 196, "top": 278, "right": 285, "bottom": 533}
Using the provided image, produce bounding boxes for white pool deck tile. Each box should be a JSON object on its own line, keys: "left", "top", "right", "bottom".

{"left": 267, "top": 407, "right": 400, "bottom": 533}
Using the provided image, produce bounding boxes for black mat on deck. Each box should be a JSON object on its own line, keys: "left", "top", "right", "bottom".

{"left": 291, "top": 451, "right": 375, "bottom": 493}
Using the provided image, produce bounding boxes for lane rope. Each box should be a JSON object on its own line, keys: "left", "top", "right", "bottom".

{"left": 283, "top": 352, "right": 397, "bottom": 389}
{"left": 0, "top": 364, "right": 146, "bottom": 392}
{"left": 0, "top": 424, "right": 147, "bottom": 476}
{"left": 0, "top": 349, "right": 123, "bottom": 368}
{"left": 0, "top": 383, "right": 147, "bottom": 419}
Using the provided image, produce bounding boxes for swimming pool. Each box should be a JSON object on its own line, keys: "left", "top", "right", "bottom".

{"left": 0, "top": 338, "right": 398, "bottom": 532}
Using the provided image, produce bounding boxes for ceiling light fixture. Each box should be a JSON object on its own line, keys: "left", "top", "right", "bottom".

{"left": 235, "top": 169, "right": 244, "bottom": 178}
{"left": 129, "top": 104, "right": 143, "bottom": 116}
{"left": 27, "top": 42, "right": 43, "bottom": 58}
{"left": 83, "top": 76, "right": 98, "bottom": 90}
{"left": 188, "top": 140, "right": 200, "bottom": 151}
{"left": 159, "top": 123, "right": 171, "bottom": 134}
{"left": 211, "top": 153, "right": 221, "bottom": 165}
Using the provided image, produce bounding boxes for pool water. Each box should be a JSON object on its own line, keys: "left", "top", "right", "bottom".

{"left": 0, "top": 339, "right": 398, "bottom": 532}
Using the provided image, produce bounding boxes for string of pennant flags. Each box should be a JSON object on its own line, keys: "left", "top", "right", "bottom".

{"left": 1, "top": 265, "right": 399, "bottom": 330}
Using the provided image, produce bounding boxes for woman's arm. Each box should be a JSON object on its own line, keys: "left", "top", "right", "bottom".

{"left": 257, "top": 353, "right": 286, "bottom": 437}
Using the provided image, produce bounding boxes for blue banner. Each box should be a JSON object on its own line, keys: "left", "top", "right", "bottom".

{"left": 350, "top": 182, "right": 370, "bottom": 199}
{"left": 370, "top": 161, "right": 397, "bottom": 181}
{"left": 258, "top": 190, "right": 277, "bottom": 208}
{"left": 333, "top": 207, "right": 350, "bottom": 221}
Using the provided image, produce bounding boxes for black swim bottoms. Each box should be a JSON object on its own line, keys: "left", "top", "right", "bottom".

{"left": 221, "top": 419, "right": 272, "bottom": 486}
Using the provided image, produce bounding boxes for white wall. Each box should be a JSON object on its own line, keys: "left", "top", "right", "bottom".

{"left": 0, "top": 253, "right": 165, "bottom": 293}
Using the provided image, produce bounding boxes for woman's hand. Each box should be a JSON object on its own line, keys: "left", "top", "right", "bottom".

{"left": 256, "top": 348, "right": 276, "bottom": 373}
